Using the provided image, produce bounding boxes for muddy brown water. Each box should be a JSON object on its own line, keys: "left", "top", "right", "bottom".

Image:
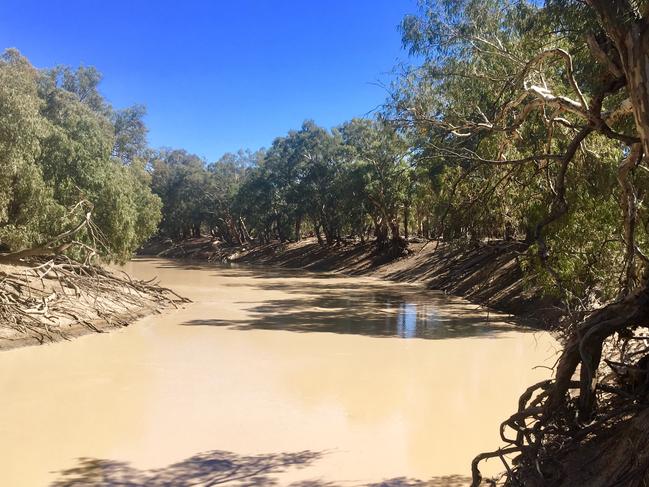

{"left": 0, "top": 258, "right": 558, "bottom": 486}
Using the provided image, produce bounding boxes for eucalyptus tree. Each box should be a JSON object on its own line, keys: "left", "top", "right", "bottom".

{"left": 203, "top": 150, "right": 259, "bottom": 244}
{"left": 395, "top": 0, "right": 647, "bottom": 298}
{"left": 42, "top": 65, "right": 108, "bottom": 114}
{"left": 150, "top": 149, "right": 209, "bottom": 239}
{"left": 340, "top": 118, "right": 411, "bottom": 248}
{"left": 258, "top": 120, "right": 344, "bottom": 242}
{"left": 0, "top": 49, "right": 62, "bottom": 253}
{"left": 43, "top": 65, "right": 150, "bottom": 166}
{"left": 260, "top": 127, "right": 306, "bottom": 241}
{"left": 234, "top": 164, "right": 276, "bottom": 243}
{"left": 37, "top": 62, "right": 160, "bottom": 259}
{"left": 297, "top": 123, "right": 352, "bottom": 245}
{"left": 111, "top": 105, "right": 148, "bottom": 164}
{"left": 0, "top": 49, "right": 161, "bottom": 262}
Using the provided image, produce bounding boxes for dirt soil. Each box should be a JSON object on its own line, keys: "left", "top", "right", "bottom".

{"left": 141, "top": 237, "right": 562, "bottom": 329}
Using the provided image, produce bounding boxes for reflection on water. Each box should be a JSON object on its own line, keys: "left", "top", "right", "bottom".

{"left": 176, "top": 261, "right": 522, "bottom": 339}
{"left": 181, "top": 300, "right": 521, "bottom": 339}
{"left": 397, "top": 303, "right": 417, "bottom": 338}
{"left": 0, "top": 258, "right": 556, "bottom": 487}
{"left": 393, "top": 301, "right": 519, "bottom": 339}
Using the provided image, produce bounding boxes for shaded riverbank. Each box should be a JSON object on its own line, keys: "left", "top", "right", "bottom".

{"left": 0, "top": 259, "right": 557, "bottom": 486}
{"left": 142, "top": 237, "right": 562, "bottom": 329}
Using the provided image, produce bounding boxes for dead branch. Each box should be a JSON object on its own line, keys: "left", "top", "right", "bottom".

{"left": 0, "top": 257, "right": 190, "bottom": 346}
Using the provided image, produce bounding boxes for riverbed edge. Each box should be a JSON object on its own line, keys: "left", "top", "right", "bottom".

{"left": 0, "top": 261, "right": 186, "bottom": 352}
{"left": 0, "top": 306, "right": 159, "bottom": 352}
{"left": 141, "top": 236, "right": 562, "bottom": 330}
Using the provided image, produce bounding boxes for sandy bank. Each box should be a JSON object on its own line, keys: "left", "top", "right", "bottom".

{"left": 0, "top": 259, "right": 188, "bottom": 351}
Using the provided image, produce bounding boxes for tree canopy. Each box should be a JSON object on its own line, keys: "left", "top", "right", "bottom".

{"left": 0, "top": 49, "right": 161, "bottom": 262}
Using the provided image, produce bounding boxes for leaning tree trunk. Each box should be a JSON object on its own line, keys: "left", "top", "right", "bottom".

{"left": 314, "top": 223, "right": 324, "bottom": 246}
{"left": 617, "top": 144, "right": 642, "bottom": 296}
{"left": 473, "top": 5, "right": 649, "bottom": 486}
{"left": 294, "top": 217, "right": 302, "bottom": 242}
{"left": 238, "top": 216, "right": 252, "bottom": 243}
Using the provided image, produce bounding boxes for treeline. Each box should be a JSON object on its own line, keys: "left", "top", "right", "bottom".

{"left": 3, "top": 0, "right": 648, "bottom": 480}
{"left": 150, "top": 119, "right": 415, "bottom": 251}
{"left": 149, "top": 1, "right": 649, "bottom": 310}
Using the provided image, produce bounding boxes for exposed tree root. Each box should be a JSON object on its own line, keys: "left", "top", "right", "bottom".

{"left": 472, "top": 280, "right": 649, "bottom": 486}
{"left": 0, "top": 256, "right": 189, "bottom": 348}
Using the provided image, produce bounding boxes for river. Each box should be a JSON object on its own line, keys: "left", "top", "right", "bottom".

{"left": 0, "top": 258, "right": 557, "bottom": 486}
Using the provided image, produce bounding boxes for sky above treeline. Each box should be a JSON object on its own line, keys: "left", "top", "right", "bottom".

{"left": 0, "top": 0, "right": 417, "bottom": 161}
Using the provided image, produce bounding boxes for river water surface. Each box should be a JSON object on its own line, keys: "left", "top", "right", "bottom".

{"left": 0, "top": 258, "right": 557, "bottom": 486}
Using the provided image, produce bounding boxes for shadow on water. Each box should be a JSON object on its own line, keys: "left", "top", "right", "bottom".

{"left": 145, "top": 259, "right": 531, "bottom": 340}
{"left": 182, "top": 298, "right": 522, "bottom": 339}
{"left": 50, "top": 449, "right": 471, "bottom": 486}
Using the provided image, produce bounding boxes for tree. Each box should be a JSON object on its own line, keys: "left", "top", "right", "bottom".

{"left": 203, "top": 150, "right": 258, "bottom": 244}
{"left": 393, "top": 1, "right": 649, "bottom": 484}
{"left": 340, "top": 118, "right": 411, "bottom": 249}
{"left": 150, "top": 149, "right": 209, "bottom": 239}
{"left": 111, "top": 105, "right": 148, "bottom": 164}
{"left": 0, "top": 49, "right": 63, "bottom": 253}
{"left": 0, "top": 49, "right": 161, "bottom": 262}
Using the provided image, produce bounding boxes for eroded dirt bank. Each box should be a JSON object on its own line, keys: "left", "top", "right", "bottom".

{"left": 0, "top": 259, "right": 187, "bottom": 351}
{"left": 142, "top": 237, "right": 561, "bottom": 329}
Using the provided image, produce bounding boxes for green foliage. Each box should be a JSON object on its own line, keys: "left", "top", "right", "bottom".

{"left": 111, "top": 105, "right": 148, "bottom": 164}
{"left": 0, "top": 49, "right": 63, "bottom": 251}
{"left": 390, "top": 0, "right": 648, "bottom": 307}
{"left": 340, "top": 119, "right": 411, "bottom": 242}
{"left": 0, "top": 49, "right": 161, "bottom": 261}
{"left": 150, "top": 150, "right": 211, "bottom": 239}
{"left": 150, "top": 119, "right": 414, "bottom": 247}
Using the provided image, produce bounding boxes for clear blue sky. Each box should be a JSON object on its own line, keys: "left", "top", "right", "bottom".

{"left": 0, "top": 1, "right": 417, "bottom": 161}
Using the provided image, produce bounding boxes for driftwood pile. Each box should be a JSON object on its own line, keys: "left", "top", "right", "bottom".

{"left": 0, "top": 256, "right": 188, "bottom": 348}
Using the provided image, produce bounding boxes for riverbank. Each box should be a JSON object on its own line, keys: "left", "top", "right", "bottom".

{"left": 141, "top": 237, "right": 562, "bottom": 329}
{"left": 0, "top": 259, "right": 188, "bottom": 351}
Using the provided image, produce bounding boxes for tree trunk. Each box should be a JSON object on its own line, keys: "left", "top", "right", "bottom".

{"left": 403, "top": 205, "right": 410, "bottom": 240}
{"left": 375, "top": 220, "right": 388, "bottom": 245}
{"left": 295, "top": 217, "right": 302, "bottom": 242}
{"left": 549, "top": 0, "right": 649, "bottom": 420}
{"left": 389, "top": 219, "right": 400, "bottom": 242}
{"left": 324, "top": 225, "right": 334, "bottom": 246}
{"left": 617, "top": 144, "right": 642, "bottom": 296}
{"left": 314, "top": 224, "right": 324, "bottom": 246}
{"left": 239, "top": 217, "right": 252, "bottom": 243}
{"left": 274, "top": 215, "right": 285, "bottom": 242}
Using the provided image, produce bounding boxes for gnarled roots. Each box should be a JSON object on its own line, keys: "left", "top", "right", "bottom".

{"left": 472, "top": 282, "right": 649, "bottom": 486}
{"left": 0, "top": 256, "right": 189, "bottom": 345}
